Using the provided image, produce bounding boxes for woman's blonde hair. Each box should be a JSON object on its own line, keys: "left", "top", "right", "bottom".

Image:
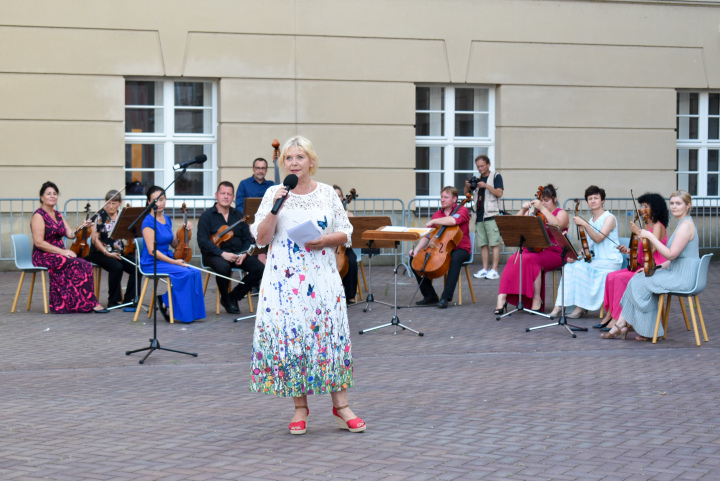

{"left": 670, "top": 190, "right": 692, "bottom": 206}
{"left": 280, "top": 136, "right": 319, "bottom": 176}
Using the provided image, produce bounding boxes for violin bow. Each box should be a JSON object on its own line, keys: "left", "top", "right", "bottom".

{"left": 74, "top": 186, "right": 127, "bottom": 234}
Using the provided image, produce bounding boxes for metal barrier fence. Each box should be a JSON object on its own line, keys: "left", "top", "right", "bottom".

{"left": 2, "top": 196, "right": 718, "bottom": 262}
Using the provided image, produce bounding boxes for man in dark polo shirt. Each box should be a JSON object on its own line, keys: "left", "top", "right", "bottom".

{"left": 198, "top": 181, "right": 264, "bottom": 314}
{"left": 235, "top": 157, "right": 274, "bottom": 215}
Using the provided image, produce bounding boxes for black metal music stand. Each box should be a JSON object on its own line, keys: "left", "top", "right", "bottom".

{"left": 495, "top": 216, "right": 553, "bottom": 321}
{"left": 526, "top": 225, "right": 588, "bottom": 337}
{"left": 106, "top": 206, "right": 145, "bottom": 311}
{"left": 125, "top": 171, "right": 198, "bottom": 364}
{"left": 358, "top": 228, "right": 423, "bottom": 336}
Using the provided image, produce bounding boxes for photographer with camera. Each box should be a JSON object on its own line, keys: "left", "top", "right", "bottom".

{"left": 464, "top": 155, "right": 504, "bottom": 280}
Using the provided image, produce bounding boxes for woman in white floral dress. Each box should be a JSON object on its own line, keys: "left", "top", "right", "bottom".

{"left": 250, "top": 136, "right": 366, "bottom": 435}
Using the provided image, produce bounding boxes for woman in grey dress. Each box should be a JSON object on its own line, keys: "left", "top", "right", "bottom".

{"left": 602, "top": 190, "right": 699, "bottom": 340}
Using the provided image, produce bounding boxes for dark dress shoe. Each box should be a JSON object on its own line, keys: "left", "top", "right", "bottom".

{"left": 220, "top": 296, "right": 240, "bottom": 314}
{"left": 438, "top": 298, "right": 449, "bottom": 309}
{"left": 91, "top": 308, "right": 109, "bottom": 314}
{"left": 593, "top": 321, "right": 611, "bottom": 329}
{"left": 156, "top": 295, "right": 170, "bottom": 322}
{"left": 416, "top": 297, "right": 439, "bottom": 306}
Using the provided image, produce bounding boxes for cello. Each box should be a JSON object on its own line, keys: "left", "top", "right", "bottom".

{"left": 174, "top": 203, "right": 193, "bottom": 263}
{"left": 411, "top": 192, "right": 471, "bottom": 280}
{"left": 335, "top": 188, "right": 357, "bottom": 278}
{"left": 70, "top": 203, "right": 92, "bottom": 258}
{"left": 574, "top": 199, "right": 592, "bottom": 263}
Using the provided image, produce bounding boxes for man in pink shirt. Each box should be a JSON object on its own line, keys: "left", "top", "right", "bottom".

{"left": 409, "top": 186, "right": 471, "bottom": 309}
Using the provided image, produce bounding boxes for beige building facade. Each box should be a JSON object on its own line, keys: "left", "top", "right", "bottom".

{"left": 2, "top": 0, "right": 720, "bottom": 204}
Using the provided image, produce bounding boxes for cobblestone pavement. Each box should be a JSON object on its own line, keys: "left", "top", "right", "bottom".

{"left": 1, "top": 262, "right": 719, "bottom": 481}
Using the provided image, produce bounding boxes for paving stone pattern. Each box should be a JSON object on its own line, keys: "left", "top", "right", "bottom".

{"left": 1, "top": 264, "right": 720, "bottom": 480}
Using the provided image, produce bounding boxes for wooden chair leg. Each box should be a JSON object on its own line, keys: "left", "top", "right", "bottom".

{"left": 247, "top": 289, "right": 254, "bottom": 313}
{"left": 216, "top": 289, "right": 221, "bottom": 315}
{"left": 652, "top": 294, "right": 665, "bottom": 343}
{"left": 167, "top": 280, "right": 174, "bottom": 324}
{"left": 686, "top": 294, "right": 702, "bottom": 346}
{"left": 465, "top": 265, "right": 476, "bottom": 303}
{"left": 203, "top": 272, "right": 210, "bottom": 295}
{"left": 134, "top": 278, "right": 149, "bottom": 322}
{"left": 695, "top": 296, "right": 709, "bottom": 342}
{"left": 94, "top": 267, "right": 102, "bottom": 300}
{"left": 662, "top": 294, "right": 672, "bottom": 339}
{"left": 359, "top": 260, "right": 368, "bottom": 293}
{"left": 27, "top": 272, "right": 36, "bottom": 311}
{"left": 600, "top": 306, "right": 605, "bottom": 318}
{"left": 12, "top": 271, "right": 25, "bottom": 313}
{"left": 41, "top": 271, "right": 48, "bottom": 314}
{"left": 148, "top": 291, "right": 155, "bottom": 318}
{"left": 678, "top": 297, "right": 691, "bottom": 330}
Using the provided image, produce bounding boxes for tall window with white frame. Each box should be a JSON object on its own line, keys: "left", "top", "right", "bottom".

{"left": 124, "top": 79, "right": 217, "bottom": 198}
{"left": 677, "top": 91, "right": 720, "bottom": 197}
{"left": 415, "top": 85, "right": 495, "bottom": 198}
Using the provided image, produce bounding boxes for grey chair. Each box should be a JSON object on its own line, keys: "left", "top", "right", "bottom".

{"left": 653, "top": 253, "right": 713, "bottom": 346}
{"left": 132, "top": 238, "right": 175, "bottom": 323}
{"left": 11, "top": 234, "right": 49, "bottom": 314}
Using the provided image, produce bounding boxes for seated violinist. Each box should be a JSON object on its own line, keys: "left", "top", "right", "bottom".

{"left": 88, "top": 189, "right": 141, "bottom": 308}
{"left": 197, "top": 181, "right": 264, "bottom": 314}
{"left": 409, "top": 186, "right": 471, "bottom": 309}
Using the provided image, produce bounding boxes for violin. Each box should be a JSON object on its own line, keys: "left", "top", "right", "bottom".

{"left": 174, "top": 203, "right": 193, "bottom": 263}
{"left": 628, "top": 191, "right": 641, "bottom": 272}
{"left": 640, "top": 210, "right": 656, "bottom": 277}
{"left": 411, "top": 192, "right": 471, "bottom": 279}
{"left": 210, "top": 215, "right": 249, "bottom": 248}
{"left": 629, "top": 191, "right": 656, "bottom": 277}
{"left": 532, "top": 186, "right": 547, "bottom": 253}
{"left": 335, "top": 188, "right": 357, "bottom": 278}
{"left": 70, "top": 203, "right": 92, "bottom": 258}
{"left": 122, "top": 203, "right": 137, "bottom": 256}
{"left": 574, "top": 199, "right": 592, "bottom": 263}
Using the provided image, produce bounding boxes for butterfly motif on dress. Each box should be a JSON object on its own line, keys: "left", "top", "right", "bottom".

{"left": 292, "top": 242, "right": 300, "bottom": 253}
{"left": 317, "top": 216, "right": 328, "bottom": 230}
{"left": 307, "top": 284, "right": 315, "bottom": 298}
{"left": 285, "top": 268, "right": 294, "bottom": 278}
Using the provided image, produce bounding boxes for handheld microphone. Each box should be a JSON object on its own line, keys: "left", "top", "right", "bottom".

{"left": 174, "top": 154, "right": 208, "bottom": 171}
{"left": 271, "top": 174, "right": 299, "bottom": 215}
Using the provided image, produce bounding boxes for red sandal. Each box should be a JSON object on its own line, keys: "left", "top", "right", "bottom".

{"left": 288, "top": 406, "right": 309, "bottom": 435}
{"left": 332, "top": 404, "right": 366, "bottom": 433}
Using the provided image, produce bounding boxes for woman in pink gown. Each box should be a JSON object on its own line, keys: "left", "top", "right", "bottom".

{"left": 598, "top": 193, "right": 668, "bottom": 331}
{"left": 495, "top": 184, "right": 569, "bottom": 314}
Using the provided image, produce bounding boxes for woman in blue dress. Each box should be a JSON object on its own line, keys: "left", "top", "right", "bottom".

{"left": 141, "top": 186, "right": 206, "bottom": 323}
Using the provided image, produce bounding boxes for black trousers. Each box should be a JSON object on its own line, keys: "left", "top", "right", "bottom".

{"left": 341, "top": 248, "right": 358, "bottom": 301}
{"left": 203, "top": 254, "right": 264, "bottom": 302}
{"left": 411, "top": 249, "right": 470, "bottom": 302}
{"left": 87, "top": 250, "right": 140, "bottom": 305}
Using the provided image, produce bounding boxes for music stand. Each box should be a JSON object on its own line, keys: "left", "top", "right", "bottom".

{"left": 495, "top": 216, "right": 553, "bottom": 320}
{"left": 526, "top": 225, "right": 588, "bottom": 337}
{"left": 243, "top": 198, "right": 263, "bottom": 225}
{"left": 358, "top": 228, "right": 423, "bottom": 336}
{"left": 348, "top": 216, "right": 394, "bottom": 311}
{"left": 107, "top": 206, "right": 146, "bottom": 311}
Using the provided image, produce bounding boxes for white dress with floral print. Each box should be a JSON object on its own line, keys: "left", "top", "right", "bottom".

{"left": 249, "top": 182, "right": 354, "bottom": 397}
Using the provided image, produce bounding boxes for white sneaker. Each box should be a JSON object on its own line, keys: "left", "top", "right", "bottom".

{"left": 473, "top": 269, "right": 488, "bottom": 279}
{"left": 485, "top": 269, "right": 500, "bottom": 280}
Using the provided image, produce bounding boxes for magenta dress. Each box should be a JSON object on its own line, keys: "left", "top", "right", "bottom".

{"left": 498, "top": 208, "right": 567, "bottom": 311}
{"left": 603, "top": 230, "right": 668, "bottom": 319}
{"left": 31, "top": 208, "right": 99, "bottom": 313}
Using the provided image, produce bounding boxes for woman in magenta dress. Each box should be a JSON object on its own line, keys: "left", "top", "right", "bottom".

{"left": 494, "top": 184, "right": 569, "bottom": 314}
{"left": 31, "top": 181, "right": 107, "bottom": 314}
{"left": 598, "top": 193, "right": 668, "bottom": 333}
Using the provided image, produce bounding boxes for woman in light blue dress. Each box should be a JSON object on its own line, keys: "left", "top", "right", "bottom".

{"left": 141, "top": 186, "right": 206, "bottom": 323}
{"left": 604, "top": 191, "right": 699, "bottom": 340}
{"left": 549, "top": 185, "right": 623, "bottom": 318}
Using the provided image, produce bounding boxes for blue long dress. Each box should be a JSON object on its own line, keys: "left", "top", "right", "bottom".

{"left": 140, "top": 214, "right": 206, "bottom": 323}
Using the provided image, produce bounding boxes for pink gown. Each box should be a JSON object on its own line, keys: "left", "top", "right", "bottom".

{"left": 603, "top": 230, "right": 668, "bottom": 319}
{"left": 498, "top": 208, "right": 566, "bottom": 311}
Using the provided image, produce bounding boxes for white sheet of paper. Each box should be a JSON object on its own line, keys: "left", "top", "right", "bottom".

{"left": 287, "top": 219, "right": 323, "bottom": 246}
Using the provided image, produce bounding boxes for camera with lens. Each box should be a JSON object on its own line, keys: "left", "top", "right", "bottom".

{"left": 467, "top": 176, "right": 480, "bottom": 191}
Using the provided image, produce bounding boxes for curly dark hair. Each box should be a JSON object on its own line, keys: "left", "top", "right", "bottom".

{"left": 585, "top": 185, "right": 606, "bottom": 201}
{"left": 637, "top": 192, "right": 669, "bottom": 227}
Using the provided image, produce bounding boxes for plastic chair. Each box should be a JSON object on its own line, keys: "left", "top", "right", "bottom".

{"left": 11, "top": 234, "right": 49, "bottom": 314}
{"left": 443, "top": 233, "right": 476, "bottom": 305}
{"left": 132, "top": 238, "right": 175, "bottom": 323}
{"left": 200, "top": 257, "right": 254, "bottom": 315}
{"left": 652, "top": 253, "right": 712, "bottom": 346}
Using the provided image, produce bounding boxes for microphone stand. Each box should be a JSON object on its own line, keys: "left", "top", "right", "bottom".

{"left": 125, "top": 168, "right": 198, "bottom": 364}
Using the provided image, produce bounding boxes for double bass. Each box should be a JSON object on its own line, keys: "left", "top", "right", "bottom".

{"left": 174, "top": 203, "right": 193, "bottom": 263}
{"left": 335, "top": 188, "right": 357, "bottom": 278}
{"left": 411, "top": 192, "right": 472, "bottom": 280}
{"left": 70, "top": 203, "right": 92, "bottom": 258}
{"left": 574, "top": 199, "right": 592, "bottom": 263}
